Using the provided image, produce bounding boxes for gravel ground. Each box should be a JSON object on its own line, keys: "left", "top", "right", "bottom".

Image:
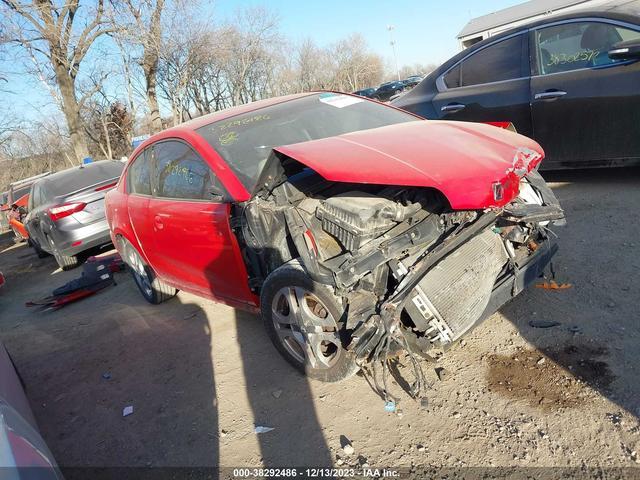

{"left": 0, "top": 168, "right": 639, "bottom": 478}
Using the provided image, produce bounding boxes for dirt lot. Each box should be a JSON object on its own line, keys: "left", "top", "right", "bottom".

{"left": 1, "top": 168, "right": 639, "bottom": 477}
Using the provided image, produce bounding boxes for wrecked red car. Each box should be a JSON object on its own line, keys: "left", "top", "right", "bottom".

{"left": 105, "top": 92, "right": 564, "bottom": 388}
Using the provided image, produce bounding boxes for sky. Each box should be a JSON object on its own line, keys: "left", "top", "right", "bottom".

{"left": 209, "top": 0, "right": 523, "bottom": 67}
{"left": 0, "top": 0, "right": 523, "bottom": 121}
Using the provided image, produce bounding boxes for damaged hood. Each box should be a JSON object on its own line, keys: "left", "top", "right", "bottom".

{"left": 273, "top": 120, "right": 544, "bottom": 210}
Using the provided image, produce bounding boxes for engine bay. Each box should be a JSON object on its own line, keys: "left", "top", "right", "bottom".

{"left": 234, "top": 158, "right": 564, "bottom": 366}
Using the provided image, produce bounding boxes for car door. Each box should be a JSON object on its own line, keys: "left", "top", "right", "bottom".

{"left": 530, "top": 20, "right": 640, "bottom": 168}
{"left": 145, "top": 139, "right": 244, "bottom": 302}
{"left": 126, "top": 147, "right": 155, "bottom": 264}
{"left": 433, "top": 32, "right": 534, "bottom": 138}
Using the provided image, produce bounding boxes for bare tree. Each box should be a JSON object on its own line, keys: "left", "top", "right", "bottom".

{"left": 0, "top": 0, "right": 113, "bottom": 161}
{"left": 112, "top": 0, "right": 165, "bottom": 133}
{"left": 397, "top": 63, "right": 438, "bottom": 80}
{"left": 330, "top": 34, "right": 384, "bottom": 92}
{"left": 292, "top": 38, "right": 333, "bottom": 92}
{"left": 224, "top": 7, "right": 281, "bottom": 106}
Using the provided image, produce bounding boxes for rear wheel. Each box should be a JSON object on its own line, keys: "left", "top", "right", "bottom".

{"left": 29, "top": 239, "right": 49, "bottom": 258}
{"left": 121, "top": 238, "right": 177, "bottom": 304}
{"left": 261, "top": 260, "right": 359, "bottom": 382}
{"left": 47, "top": 235, "right": 78, "bottom": 271}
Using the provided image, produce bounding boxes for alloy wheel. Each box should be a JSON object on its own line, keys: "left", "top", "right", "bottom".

{"left": 271, "top": 286, "right": 342, "bottom": 369}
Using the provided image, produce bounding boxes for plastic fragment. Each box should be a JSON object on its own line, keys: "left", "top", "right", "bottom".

{"left": 384, "top": 400, "right": 396, "bottom": 412}
{"left": 535, "top": 280, "right": 572, "bottom": 290}
{"left": 254, "top": 426, "right": 274, "bottom": 434}
{"left": 122, "top": 405, "right": 134, "bottom": 417}
{"left": 528, "top": 320, "right": 561, "bottom": 329}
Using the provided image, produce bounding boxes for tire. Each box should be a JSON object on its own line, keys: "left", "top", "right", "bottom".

{"left": 260, "top": 260, "right": 359, "bottom": 382}
{"left": 29, "top": 239, "right": 49, "bottom": 258}
{"left": 121, "top": 238, "right": 177, "bottom": 304}
{"left": 47, "top": 235, "right": 78, "bottom": 271}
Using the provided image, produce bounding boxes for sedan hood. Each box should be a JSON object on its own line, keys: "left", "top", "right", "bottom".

{"left": 274, "top": 120, "right": 544, "bottom": 210}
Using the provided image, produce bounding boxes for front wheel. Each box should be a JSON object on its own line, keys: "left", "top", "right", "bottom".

{"left": 260, "top": 260, "right": 359, "bottom": 382}
{"left": 47, "top": 235, "right": 78, "bottom": 270}
{"left": 121, "top": 238, "right": 177, "bottom": 304}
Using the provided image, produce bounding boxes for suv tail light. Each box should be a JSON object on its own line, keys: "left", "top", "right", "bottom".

{"left": 47, "top": 202, "right": 86, "bottom": 221}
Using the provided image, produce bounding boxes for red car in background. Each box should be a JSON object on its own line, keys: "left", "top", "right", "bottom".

{"left": 105, "top": 92, "right": 564, "bottom": 384}
{"left": 7, "top": 193, "right": 30, "bottom": 242}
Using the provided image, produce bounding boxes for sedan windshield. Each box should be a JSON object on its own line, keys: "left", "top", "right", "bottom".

{"left": 196, "top": 93, "right": 419, "bottom": 191}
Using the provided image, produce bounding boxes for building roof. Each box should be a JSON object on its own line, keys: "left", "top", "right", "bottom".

{"left": 458, "top": 0, "right": 591, "bottom": 37}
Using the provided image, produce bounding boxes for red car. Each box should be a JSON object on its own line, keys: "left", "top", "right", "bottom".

{"left": 105, "top": 92, "right": 564, "bottom": 384}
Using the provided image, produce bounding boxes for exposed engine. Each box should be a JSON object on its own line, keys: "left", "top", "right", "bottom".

{"left": 235, "top": 160, "right": 564, "bottom": 400}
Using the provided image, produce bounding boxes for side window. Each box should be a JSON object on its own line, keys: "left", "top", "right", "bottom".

{"left": 154, "top": 140, "right": 222, "bottom": 201}
{"left": 535, "top": 22, "right": 640, "bottom": 75}
{"left": 459, "top": 34, "right": 525, "bottom": 87}
{"left": 127, "top": 149, "right": 152, "bottom": 195}
{"left": 443, "top": 64, "right": 461, "bottom": 88}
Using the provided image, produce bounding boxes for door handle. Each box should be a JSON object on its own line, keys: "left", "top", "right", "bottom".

{"left": 534, "top": 90, "right": 567, "bottom": 100}
{"left": 441, "top": 103, "right": 466, "bottom": 113}
{"left": 154, "top": 215, "right": 164, "bottom": 230}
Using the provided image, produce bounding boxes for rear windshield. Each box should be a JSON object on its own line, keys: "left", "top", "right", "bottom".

{"left": 41, "top": 161, "right": 123, "bottom": 200}
{"left": 196, "top": 93, "right": 418, "bottom": 191}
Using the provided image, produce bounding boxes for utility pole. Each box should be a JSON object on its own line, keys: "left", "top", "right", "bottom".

{"left": 387, "top": 25, "right": 400, "bottom": 81}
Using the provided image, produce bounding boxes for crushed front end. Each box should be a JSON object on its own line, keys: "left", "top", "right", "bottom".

{"left": 236, "top": 149, "right": 564, "bottom": 398}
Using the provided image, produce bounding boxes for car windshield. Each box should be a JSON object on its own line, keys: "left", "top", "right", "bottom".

{"left": 196, "top": 93, "right": 418, "bottom": 191}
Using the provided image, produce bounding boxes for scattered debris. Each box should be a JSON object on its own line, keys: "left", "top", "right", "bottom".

{"left": 417, "top": 445, "right": 426, "bottom": 452}
{"left": 606, "top": 412, "right": 623, "bottom": 426}
{"left": 451, "top": 412, "right": 461, "bottom": 419}
{"left": 254, "top": 426, "right": 274, "bottom": 434}
{"left": 102, "top": 372, "right": 112, "bottom": 380}
{"left": 535, "top": 280, "right": 572, "bottom": 290}
{"left": 537, "top": 357, "right": 546, "bottom": 365}
{"left": 26, "top": 253, "right": 125, "bottom": 311}
{"left": 220, "top": 429, "right": 228, "bottom": 438}
{"left": 122, "top": 405, "right": 134, "bottom": 417}
{"left": 272, "top": 389, "right": 282, "bottom": 399}
{"left": 568, "top": 325, "right": 582, "bottom": 334}
{"left": 435, "top": 367, "right": 450, "bottom": 381}
{"left": 528, "top": 320, "right": 561, "bottom": 329}
{"left": 340, "top": 436, "right": 355, "bottom": 455}
{"left": 384, "top": 400, "right": 396, "bottom": 412}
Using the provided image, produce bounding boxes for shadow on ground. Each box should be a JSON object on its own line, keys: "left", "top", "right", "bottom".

{"left": 494, "top": 167, "right": 640, "bottom": 418}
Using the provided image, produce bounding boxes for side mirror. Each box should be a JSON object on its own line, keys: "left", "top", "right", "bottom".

{"left": 608, "top": 40, "right": 640, "bottom": 61}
